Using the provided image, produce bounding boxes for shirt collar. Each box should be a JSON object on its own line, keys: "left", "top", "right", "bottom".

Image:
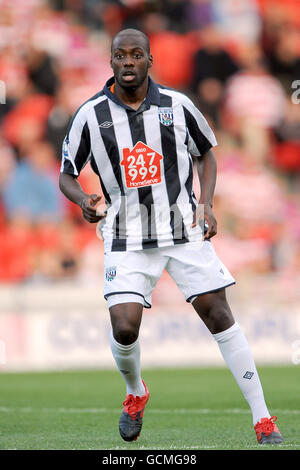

{"left": 103, "top": 76, "right": 160, "bottom": 111}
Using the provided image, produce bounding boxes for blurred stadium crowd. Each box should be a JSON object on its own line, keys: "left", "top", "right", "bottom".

{"left": 0, "top": 0, "right": 300, "bottom": 297}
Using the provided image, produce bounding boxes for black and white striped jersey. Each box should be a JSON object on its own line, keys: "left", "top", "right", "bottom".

{"left": 61, "top": 77, "right": 217, "bottom": 252}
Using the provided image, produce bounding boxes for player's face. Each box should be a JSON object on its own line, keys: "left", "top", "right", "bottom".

{"left": 111, "top": 35, "right": 153, "bottom": 90}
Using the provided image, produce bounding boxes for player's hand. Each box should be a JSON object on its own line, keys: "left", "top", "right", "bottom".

{"left": 202, "top": 203, "right": 217, "bottom": 240}
{"left": 80, "top": 194, "right": 106, "bottom": 223}
{"left": 191, "top": 203, "right": 217, "bottom": 240}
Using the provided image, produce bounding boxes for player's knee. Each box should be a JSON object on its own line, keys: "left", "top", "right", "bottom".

{"left": 194, "top": 293, "right": 234, "bottom": 333}
{"left": 208, "top": 303, "right": 234, "bottom": 334}
{"left": 113, "top": 324, "right": 139, "bottom": 345}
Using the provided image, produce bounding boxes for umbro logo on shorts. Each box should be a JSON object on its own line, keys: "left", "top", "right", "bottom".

{"left": 99, "top": 121, "right": 113, "bottom": 128}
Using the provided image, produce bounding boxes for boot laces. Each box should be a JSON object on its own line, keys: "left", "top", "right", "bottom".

{"left": 257, "top": 416, "right": 277, "bottom": 436}
{"left": 123, "top": 395, "right": 143, "bottom": 420}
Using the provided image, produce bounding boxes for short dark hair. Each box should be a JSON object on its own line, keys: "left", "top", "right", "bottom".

{"left": 111, "top": 29, "right": 150, "bottom": 55}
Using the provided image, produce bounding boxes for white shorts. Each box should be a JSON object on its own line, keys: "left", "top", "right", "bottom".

{"left": 104, "top": 241, "right": 235, "bottom": 308}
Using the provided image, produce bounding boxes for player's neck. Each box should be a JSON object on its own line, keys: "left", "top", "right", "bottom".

{"left": 114, "top": 77, "right": 149, "bottom": 111}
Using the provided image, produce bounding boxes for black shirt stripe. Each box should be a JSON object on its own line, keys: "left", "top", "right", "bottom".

{"left": 73, "top": 121, "right": 91, "bottom": 174}
{"left": 90, "top": 154, "right": 111, "bottom": 205}
{"left": 94, "top": 99, "right": 126, "bottom": 251}
{"left": 185, "top": 156, "right": 196, "bottom": 213}
{"left": 159, "top": 94, "right": 187, "bottom": 244}
{"left": 183, "top": 106, "right": 212, "bottom": 156}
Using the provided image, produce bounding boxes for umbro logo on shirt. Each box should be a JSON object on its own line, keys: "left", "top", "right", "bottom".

{"left": 99, "top": 121, "right": 113, "bottom": 128}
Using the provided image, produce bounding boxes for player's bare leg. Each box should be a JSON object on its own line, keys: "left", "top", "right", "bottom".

{"left": 192, "top": 288, "right": 284, "bottom": 444}
{"left": 109, "top": 302, "right": 150, "bottom": 441}
{"left": 110, "top": 302, "right": 143, "bottom": 345}
{"left": 191, "top": 288, "right": 234, "bottom": 334}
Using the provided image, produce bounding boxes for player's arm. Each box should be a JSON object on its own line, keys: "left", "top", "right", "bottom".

{"left": 181, "top": 94, "right": 218, "bottom": 240}
{"left": 192, "top": 149, "right": 217, "bottom": 240}
{"left": 59, "top": 173, "right": 103, "bottom": 223}
{"left": 59, "top": 111, "right": 104, "bottom": 224}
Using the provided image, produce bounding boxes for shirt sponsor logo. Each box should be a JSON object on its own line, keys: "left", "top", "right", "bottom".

{"left": 121, "top": 141, "right": 163, "bottom": 189}
{"left": 158, "top": 107, "right": 174, "bottom": 126}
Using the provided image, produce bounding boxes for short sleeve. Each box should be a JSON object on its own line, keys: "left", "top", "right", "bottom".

{"left": 182, "top": 100, "right": 217, "bottom": 157}
{"left": 60, "top": 111, "right": 91, "bottom": 177}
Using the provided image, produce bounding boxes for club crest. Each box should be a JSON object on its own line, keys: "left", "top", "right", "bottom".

{"left": 158, "top": 107, "right": 174, "bottom": 126}
{"left": 106, "top": 266, "right": 117, "bottom": 281}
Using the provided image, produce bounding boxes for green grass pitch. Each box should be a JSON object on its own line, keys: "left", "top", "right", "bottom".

{"left": 0, "top": 365, "right": 299, "bottom": 450}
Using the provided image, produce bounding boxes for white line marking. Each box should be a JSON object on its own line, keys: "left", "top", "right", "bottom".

{"left": 104, "top": 444, "right": 299, "bottom": 450}
{"left": 0, "top": 406, "right": 299, "bottom": 415}
{"left": 3, "top": 443, "right": 300, "bottom": 450}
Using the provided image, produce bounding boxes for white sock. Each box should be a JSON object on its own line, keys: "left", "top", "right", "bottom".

{"left": 109, "top": 329, "right": 145, "bottom": 397}
{"left": 213, "top": 322, "right": 270, "bottom": 425}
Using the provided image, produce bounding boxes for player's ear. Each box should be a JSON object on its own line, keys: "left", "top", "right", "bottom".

{"left": 148, "top": 54, "right": 153, "bottom": 69}
{"left": 110, "top": 57, "right": 113, "bottom": 69}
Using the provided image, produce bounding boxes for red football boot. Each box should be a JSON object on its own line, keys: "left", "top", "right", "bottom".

{"left": 254, "top": 416, "right": 284, "bottom": 445}
{"left": 119, "top": 380, "right": 150, "bottom": 442}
